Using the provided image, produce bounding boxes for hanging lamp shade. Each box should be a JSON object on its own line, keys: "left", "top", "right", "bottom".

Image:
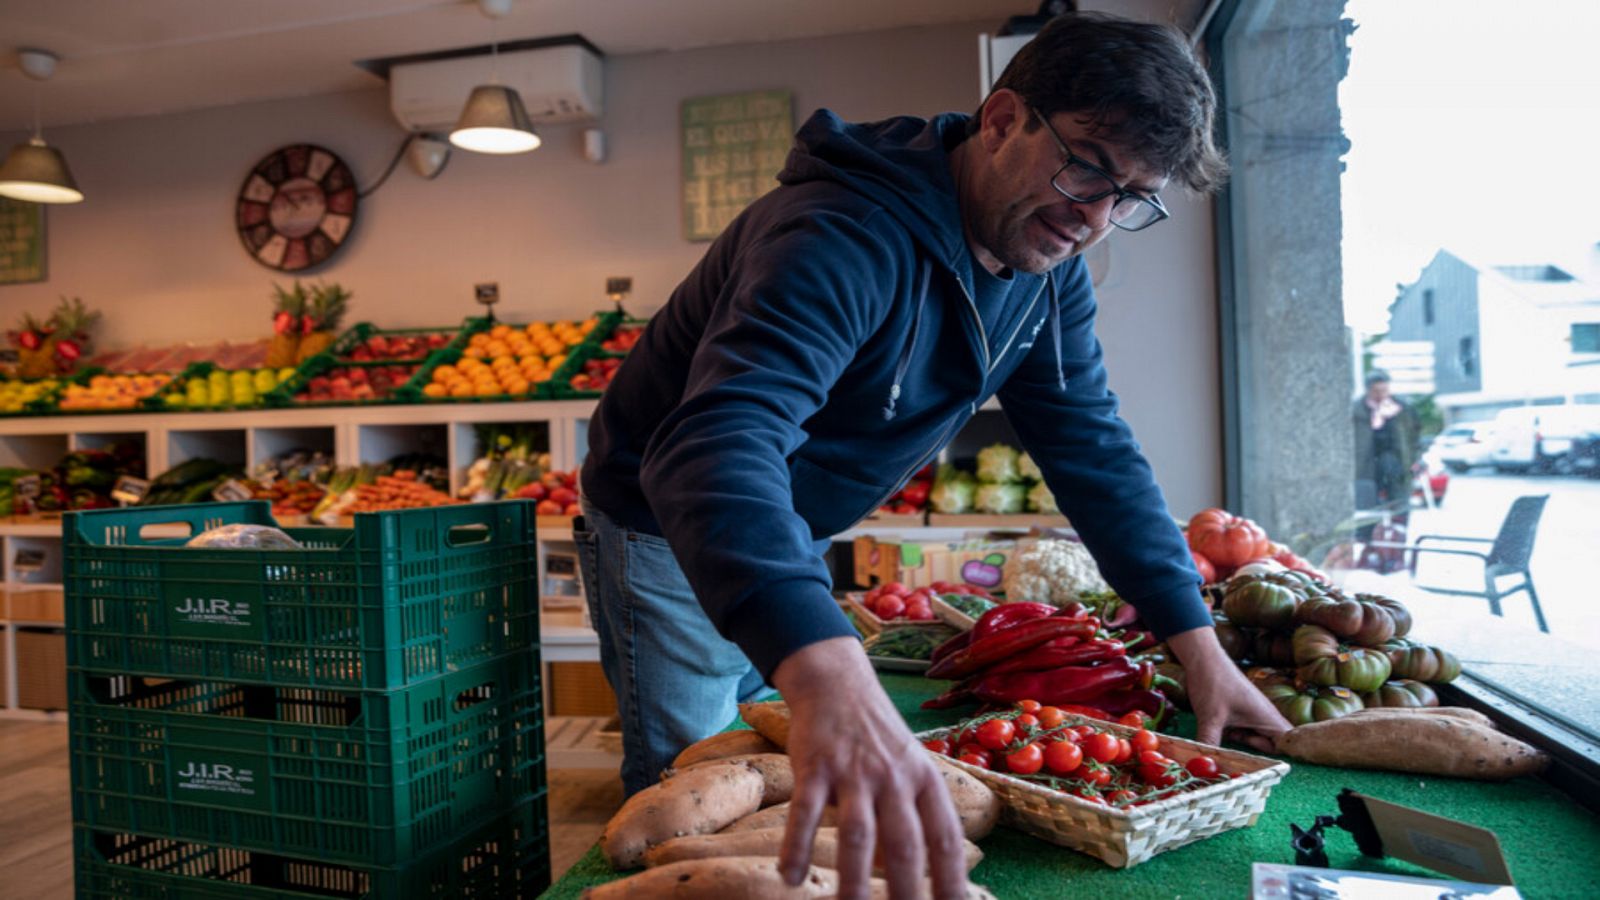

{"left": 449, "top": 85, "right": 541, "bottom": 154}
{"left": 0, "top": 136, "right": 83, "bottom": 203}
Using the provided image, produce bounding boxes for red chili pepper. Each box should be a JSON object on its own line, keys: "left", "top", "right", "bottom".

{"left": 919, "top": 684, "right": 977, "bottom": 710}
{"left": 928, "top": 629, "right": 973, "bottom": 666}
{"left": 926, "top": 616, "right": 1100, "bottom": 681}
{"left": 980, "top": 637, "right": 1126, "bottom": 677}
{"left": 1057, "top": 704, "right": 1114, "bottom": 721}
{"left": 970, "top": 602, "right": 1058, "bottom": 641}
{"left": 1054, "top": 602, "right": 1090, "bottom": 619}
{"left": 968, "top": 657, "right": 1148, "bottom": 707}
{"left": 1092, "top": 688, "right": 1178, "bottom": 730}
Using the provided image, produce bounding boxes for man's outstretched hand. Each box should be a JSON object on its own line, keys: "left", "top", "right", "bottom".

{"left": 772, "top": 636, "right": 970, "bottom": 900}
{"left": 1167, "top": 625, "right": 1291, "bottom": 752}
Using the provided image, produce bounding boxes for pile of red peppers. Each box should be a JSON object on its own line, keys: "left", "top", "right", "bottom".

{"left": 922, "top": 601, "right": 1178, "bottom": 728}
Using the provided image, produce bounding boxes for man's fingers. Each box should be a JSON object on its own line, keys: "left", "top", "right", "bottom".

{"left": 873, "top": 788, "right": 927, "bottom": 900}
{"left": 915, "top": 765, "right": 970, "bottom": 900}
{"left": 832, "top": 782, "right": 877, "bottom": 900}
{"left": 1195, "top": 715, "right": 1224, "bottom": 746}
{"left": 780, "top": 772, "right": 830, "bottom": 885}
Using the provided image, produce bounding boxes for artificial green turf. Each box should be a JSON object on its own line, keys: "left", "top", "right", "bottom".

{"left": 541, "top": 673, "right": 1600, "bottom": 898}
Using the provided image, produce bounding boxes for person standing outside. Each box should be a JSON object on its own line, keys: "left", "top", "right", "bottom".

{"left": 576, "top": 12, "right": 1290, "bottom": 897}
{"left": 1353, "top": 368, "right": 1421, "bottom": 569}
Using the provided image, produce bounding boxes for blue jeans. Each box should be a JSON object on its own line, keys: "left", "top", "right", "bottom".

{"left": 573, "top": 499, "right": 772, "bottom": 797}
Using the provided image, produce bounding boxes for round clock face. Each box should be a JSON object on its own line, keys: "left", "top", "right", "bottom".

{"left": 235, "top": 144, "right": 357, "bottom": 272}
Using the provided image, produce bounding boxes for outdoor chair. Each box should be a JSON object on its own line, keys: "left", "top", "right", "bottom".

{"left": 1367, "top": 494, "right": 1550, "bottom": 632}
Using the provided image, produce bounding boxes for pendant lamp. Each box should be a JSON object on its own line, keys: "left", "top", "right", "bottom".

{"left": 449, "top": 0, "right": 540, "bottom": 154}
{"left": 0, "top": 50, "right": 83, "bottom": 204}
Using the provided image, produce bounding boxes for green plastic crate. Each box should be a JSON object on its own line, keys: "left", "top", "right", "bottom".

{"left": 64, "top": 501, "right": 537, "bottom": 690}
{"left": 69, "top": 654, "right": 546, "bottom": 866}
{"left": 74, "top": 794, "right": 549, "bottom": 898}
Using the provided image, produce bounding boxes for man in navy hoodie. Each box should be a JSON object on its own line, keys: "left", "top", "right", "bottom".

{"left": 578, "top": 11, "right": 1290, "bottom": 897}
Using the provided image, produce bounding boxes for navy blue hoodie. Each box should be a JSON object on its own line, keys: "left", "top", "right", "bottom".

{"left": 582, "top": 109, "right": 1210, "bottom": 679}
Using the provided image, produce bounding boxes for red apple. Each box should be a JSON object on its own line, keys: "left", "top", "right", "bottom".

{"left": 535, "top": 499, "right": 564, "bottom": 516}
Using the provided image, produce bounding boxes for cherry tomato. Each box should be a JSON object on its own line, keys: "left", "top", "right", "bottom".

{"left": 1016, "top": 699, "right": 1042, "bottom": 714}
{"left": 1043, "top": 740, "right": 1083, "bottom": 774}
{"left": 1186, "top": 755, "right": 1220, "bottom": 780}
{"left": 1107, "top": 789, "right": 1138, "bottom": 806}
{"left": 957, "top": 742, "right": 986, "bottom": 760}
{"left": 959, "top": 751, "right": 991, "bottom": 770}
{"left": 1140, "top": 767, "right": 1178, "bottom": 789}
{"left": 1118, "top": 711, "right": 1150, "bottom": 728}
{"left": 1072, "top": 724, "right": 1097, "bottom": 739}
{"left": 1071, "top": 763, "right": 1112, "bottom": 787}
{"left": 1137, "top": 750, "right": 1170, "bottom": 767}
{"left": 1083, "top": 732, "right": 1120, "bottom": 765}
{"left": 1073, "top": 789, "right": 1108, "bottom": 805}
{"left": 921, "top": 738, "right": 952, "bottom": 756}
{"left": 1113, "top": 737, "right": 1133, "bottom": 765}
{"left": 976, "top": 719, "right": 1016, "bottom": 751}
{"left": 956, "top": 726, "right": 980, "bottom": 747}
{"left": 874, "top": 595, "right": 906, "bottom": 619}
{"left": 1036, "top": 706, "right": 1066, "bottom": 730}
{"left": 1006, "top": 742, "right": 1045, "bottom": 775}
{"left": 1014, "top": 713, "right": 1040, "bottom": 732}
{"left": 1130, "top": 729, "right": 1160, "bottom": 755}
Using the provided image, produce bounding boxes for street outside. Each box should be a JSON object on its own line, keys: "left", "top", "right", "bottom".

{"left": 1330, "top": 468, "right": 1600, "bottom": 736}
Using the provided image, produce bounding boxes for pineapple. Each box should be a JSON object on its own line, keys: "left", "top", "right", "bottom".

{"left": 266, "top": 281, "right": 307, "bottom": 369}
{"left": 48, "top": 296, "right": 100, "bottom": 374}
{"left": 295, "top": 281, "right": 352, "bottom": 362}
{"left": 14, "top": 312, "right": 56, "bottom": 379}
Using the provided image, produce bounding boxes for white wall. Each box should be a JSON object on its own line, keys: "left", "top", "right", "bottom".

{"left": 0, "top": 16, "right": 1221, "bottom": 514}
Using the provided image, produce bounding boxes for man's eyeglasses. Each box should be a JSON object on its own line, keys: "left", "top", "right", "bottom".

{"left": 1031, "top": 107, "right": 1169, "bottom": 232}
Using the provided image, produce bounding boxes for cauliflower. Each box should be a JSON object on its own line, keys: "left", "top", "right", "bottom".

{"left": 975, "top": 481, "right": 1025, "bottom": 514}
{"left": 929, "top": 466, "right": 976, "bottom": 513}
{"left": 1002, "top": 538, "right": 1110, "bottom": 606}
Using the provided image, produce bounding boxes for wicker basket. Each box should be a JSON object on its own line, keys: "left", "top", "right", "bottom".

{"left": 918, "top": 716, "right": 1290, "bottom": 867}
{"left": 844, "top": 593, "right": 950, "bottom": 637}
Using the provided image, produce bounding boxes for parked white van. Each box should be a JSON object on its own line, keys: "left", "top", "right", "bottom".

{"left": 1488, "top": 405, "right": 1600, "bottom": 473}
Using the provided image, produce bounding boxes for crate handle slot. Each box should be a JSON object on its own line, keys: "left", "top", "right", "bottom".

{"left": 454, "top": 680, "right": 497, "bottom": 711}
{"left": 445, "top": 523, "right": 492, "bottom": 547}
{"left": 137, "top": 520, "right": 197, "bottom": 541}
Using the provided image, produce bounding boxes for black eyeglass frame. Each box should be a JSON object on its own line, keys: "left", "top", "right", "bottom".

{"left": 1030, "top": 107, "right": 1170, "bottom": 232}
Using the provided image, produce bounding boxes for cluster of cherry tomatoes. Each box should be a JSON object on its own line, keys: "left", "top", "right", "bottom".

{"left": 922, "top": 701, "right": 1229, "bottom": 807}
{"left": 860, "top": 580, "right": 993, "bottom": 623}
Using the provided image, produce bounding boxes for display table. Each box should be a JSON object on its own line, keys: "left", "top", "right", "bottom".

{"left": 543, "top": 673, "right": 1599, "bottom": 898}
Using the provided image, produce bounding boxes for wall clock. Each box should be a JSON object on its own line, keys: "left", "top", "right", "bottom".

{"left": 235, "top": 144, "right": 357, "bottom": 272}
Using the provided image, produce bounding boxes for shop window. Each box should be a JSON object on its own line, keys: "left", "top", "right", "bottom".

{"left": 1210, "top": 0, "right": 1600, "bottom": 754}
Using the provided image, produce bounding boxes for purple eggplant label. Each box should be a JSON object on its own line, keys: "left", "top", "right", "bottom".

{"left": 961, "top": 552, "right": 1007, "bottom": 588}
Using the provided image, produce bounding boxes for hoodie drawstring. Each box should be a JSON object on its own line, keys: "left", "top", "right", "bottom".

{"left": 883, "top": 258, "right": 932, "bottom": 421}
{"left": 1049, "top": 270, "right": 1066, "bottom": 392}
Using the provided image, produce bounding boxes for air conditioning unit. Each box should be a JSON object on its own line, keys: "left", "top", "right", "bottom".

{"left": 389, "top": 43, "right": 603, "bottom": 133}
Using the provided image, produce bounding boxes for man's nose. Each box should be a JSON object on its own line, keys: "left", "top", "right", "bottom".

{"left": 1073, "top": 194, "right": 1118, "bottom": 231}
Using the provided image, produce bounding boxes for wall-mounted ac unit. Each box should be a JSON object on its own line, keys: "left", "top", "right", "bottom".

{"left": 389, "top": 43, "right": 603, "bottom": 133}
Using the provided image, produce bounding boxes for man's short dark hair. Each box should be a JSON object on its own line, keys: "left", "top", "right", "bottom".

{"left": 981, "top": 11, "right": 1228, "bottom": 194}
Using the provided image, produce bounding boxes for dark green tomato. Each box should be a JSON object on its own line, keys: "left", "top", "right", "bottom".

{"left": 1291, "top": 624, "right": 1341, "bottom": 665}
{"left": 1213, "top": 616, "right": 1249, "bottom": 661}
{"left": 1384, "top": 639, "right": 1461, "bottom": 683}
{"left": 1359, "top": 679, "right": 1439, "bottom": 709}
{"left": 1222, "top": 577, "right": 1302, "bottom": 630}
{"left": 1249, "top": 629, "right": 1297, "bottom": 667}
{"left": 1297, "top": 647, "right": 1393, "bottom": 693}
{"left": 1260, "top": 682, "right": 1364, "bottom": 727}
{"left": 1360, "top": 594, "right": 1413, "bottom": 639}
{"left": 1294, "top": 595, "right": 1395, "bottom": 646}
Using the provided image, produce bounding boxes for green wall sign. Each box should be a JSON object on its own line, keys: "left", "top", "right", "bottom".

{"left": 0, "top": 198, "right": 46, "bottom": 285}
{"left": 681, "top": 89, "right": 794, "bottom": 242}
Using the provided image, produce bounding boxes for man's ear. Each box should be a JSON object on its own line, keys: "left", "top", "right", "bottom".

{"left": 978, "top": 89, "right": 1027, "bottom": 151}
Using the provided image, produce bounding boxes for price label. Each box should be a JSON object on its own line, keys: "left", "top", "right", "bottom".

{"left": 12, "top": 547, "right": 45, "bottom": 574}
{"left": 211, "top": 479, "right": 255, "bottom": 503}
{"left": 474, "top": 282, "right": 499, "bottom": 305}
{"left": 111, "top": 475, "right": 152, "bottom": 505}
{"left": 14, "top": 474, "right": 41, "bottom": 499}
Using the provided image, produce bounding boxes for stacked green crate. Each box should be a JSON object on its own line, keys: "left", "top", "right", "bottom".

{"left": 64, "top": 500, "right": 550, "bottom": 897}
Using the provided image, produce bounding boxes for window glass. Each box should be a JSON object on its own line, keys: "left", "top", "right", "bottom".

{"left": 1214, "top": 0, "right": 1600, "bottom": 739}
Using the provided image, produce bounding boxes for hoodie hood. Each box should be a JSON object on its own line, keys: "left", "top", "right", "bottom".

{"left": 779, "top": 110, "right": 974, "bottom": 275}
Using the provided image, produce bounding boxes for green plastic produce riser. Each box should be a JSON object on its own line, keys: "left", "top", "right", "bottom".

{"left": 69, "top": 651, "right": 546, "bottom": 866}
{"left": 63, "top": 501, "right": 539, "bottom": 691}
{"left": 74, "top": 793, "right": 550, "bottom": 899}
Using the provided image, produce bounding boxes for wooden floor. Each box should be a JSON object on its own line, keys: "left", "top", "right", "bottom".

{"left": 0, "top": 720, "right": 624, "bottom": 898}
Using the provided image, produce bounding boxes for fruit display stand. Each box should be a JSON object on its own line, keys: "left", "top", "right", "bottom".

{"left": 543, "top": 671, "right": 1600, "bottom": 899}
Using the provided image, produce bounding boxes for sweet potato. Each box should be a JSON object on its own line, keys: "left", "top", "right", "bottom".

{"left": 644, "top": 827, "right": 985, "bottom": 875}
{"left": 673, "top": 730, "right": 782, "bottom": 769}
{"left": 1277, "top": 714, "right": 1547, "bottom": 780}
{"left": 676, "top": 753, "right": 794, "bottom": 806}
{"left": 740, "top": 700, "right": 792, "bottom": 748}
{"left": 932, "top": 756, "right": 1002, "bottom": 840}
{"left": 1349, "top": 705, "right": 1497, "bottom": 729}
{"left": 602, "top": 763, "right": 766, "bottom": 869}
{"left": 721, "top": 801, "right": 833, "bottom": 834}
{"left": 581, "top": 857, "right": 838, "bottom": 899}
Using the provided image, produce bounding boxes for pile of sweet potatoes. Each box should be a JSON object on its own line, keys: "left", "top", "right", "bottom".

{"left": 587, "top": 701, "right": 1002, "bottom": 899}
{"left": 1276, "top": 707, "right": 1548, "bottom": 780}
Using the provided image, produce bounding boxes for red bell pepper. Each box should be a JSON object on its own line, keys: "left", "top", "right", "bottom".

{"left": 968, "top": 658, "right": 1153, "bottom": 707}
{"left": 979, "top": 637, "right": 1125, "bottom": 677}
{"left": 970, "top": 602, "right": 1057, "bottom": 641}
{"left": 926, "top": 616, "right": 1100, "bottom": 681}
